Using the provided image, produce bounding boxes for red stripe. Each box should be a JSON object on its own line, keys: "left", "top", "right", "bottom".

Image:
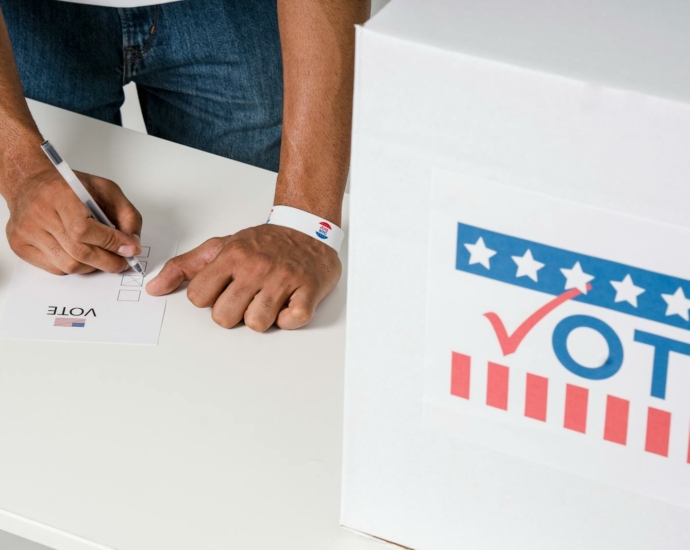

{"left": 564, "top": 384, "right": 588, "bottom": 433}
{"left": 524, "top": 373, "right": 548, "bottom": 421}
{"left": 645, "top": 407, "right": 671, "bottom": 457}
{"left": 450, "top": 352, "right": 471, "bottom": 400}
{"left": 603, "top": 395, "right": 629, "bottom": 445}
{"left": 486, "top": 362, "right": 509, "bottom": 410}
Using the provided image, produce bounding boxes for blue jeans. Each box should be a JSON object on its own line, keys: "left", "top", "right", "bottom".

{"left": 1, "top": 0, "right": 283, "bottom": 172}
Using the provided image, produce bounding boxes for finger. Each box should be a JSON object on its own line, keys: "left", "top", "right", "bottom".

{"left": 211, "top": 281, "right": 260, "bottom": 329}
{"left": 186, "top": 260, "right": 234, "bottom": 308}
{"left": 243, "top": 285, "right": 292, "bottom": 332}
{"left": 93, "top": 179, "right": 143, "bottom": 238}
{"left": 32, "top": 231, "right": 95, "bottom": 275}
{"left": 51, "top": 227, "right": 128, "bottom": 274}
{"left": 55, "top": 198, "right": 140, "bottom": 257}
{"left": 13, "top": 243, "right": 65, "bottom": 275}
{"left": 146, "top": 239, "right": 224, "bottom": 296}
{"left": 276, "top": 286, "right": 321, "bottom": 330}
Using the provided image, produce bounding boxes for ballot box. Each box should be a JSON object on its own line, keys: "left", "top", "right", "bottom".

{"left": 342, "top": 1, "right": 690, "bottom": 549}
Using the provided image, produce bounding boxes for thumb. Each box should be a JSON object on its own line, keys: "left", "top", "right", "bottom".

{"left": 146, "top": 238, "right": 224, "bottom": 296}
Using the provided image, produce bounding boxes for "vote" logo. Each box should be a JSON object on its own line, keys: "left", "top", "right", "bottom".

{"left": 451, "top": 223, "right": 690, "bottom": 461}
{"left": 316, "top": 221, "right": 332, "bottom": 240}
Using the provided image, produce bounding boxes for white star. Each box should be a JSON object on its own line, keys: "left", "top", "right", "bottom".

{"left": 610, "top": 274, "right": 645, "bottom": 307}
{"left": 661, "top": 287, "right": 690, "bottom": 321}
{"left": 560, "top": 261, "right": 594, "bottom": 294}
{"left": 511, "top": 249, "right": 544, "bottom": 282}
{"left": 464, "top": 237, "right": 496, "bottom": 269}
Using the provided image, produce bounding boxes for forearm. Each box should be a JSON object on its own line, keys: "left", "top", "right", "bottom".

{"left": 275, "top": 0, "right": 370, "bottom": 225}
{"left": 0, "top": 9, "right": 47, "bottom": 199}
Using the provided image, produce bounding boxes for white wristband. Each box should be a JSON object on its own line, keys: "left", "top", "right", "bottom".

{"left": 266, "top": 205, "right": 345, "bottom": 253}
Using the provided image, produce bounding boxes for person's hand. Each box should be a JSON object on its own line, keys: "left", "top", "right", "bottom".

{"left": 146, "top": 224, "right": 342, "bottom": 331}
{"left": 5, "top": 167, "right": 142, "bottom": 275}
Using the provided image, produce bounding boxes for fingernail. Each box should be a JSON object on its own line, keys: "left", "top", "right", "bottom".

{"left": 133, "top": 234, "right": 141, "bottom": 244}
{"left": 118, "top": 245, "right": 135, "bottom": 257}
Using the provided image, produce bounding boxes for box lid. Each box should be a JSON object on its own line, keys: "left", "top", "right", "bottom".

{"left": 367, "top": 0, "right": 690, "bottom": 104}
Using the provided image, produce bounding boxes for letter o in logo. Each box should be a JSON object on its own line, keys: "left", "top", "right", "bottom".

{"left": 70, "top": 308, "right": 85, "bottom": 317}
{"left": 552, "top": 315, "right": 623, "bottom": 380}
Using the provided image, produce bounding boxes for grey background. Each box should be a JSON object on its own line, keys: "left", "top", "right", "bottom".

{"left": 0, "top": 531, "right": 52, "bottom": 550}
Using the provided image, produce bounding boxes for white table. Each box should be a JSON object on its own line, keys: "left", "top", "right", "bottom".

{"left": 0, "top": 101, "right": 383, "bottom": 550}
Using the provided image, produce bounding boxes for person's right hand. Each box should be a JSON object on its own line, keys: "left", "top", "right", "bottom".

{"left": 5, "top": 167, "right": 142, "bottom": 275}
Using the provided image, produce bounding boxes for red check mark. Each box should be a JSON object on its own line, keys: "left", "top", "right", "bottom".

{"left": 484, "top": 284, "right": 591, "bottom": 356}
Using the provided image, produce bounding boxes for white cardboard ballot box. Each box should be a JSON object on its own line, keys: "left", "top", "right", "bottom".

{"left": 342, "top": 1, "right": 690, "bottom": 549}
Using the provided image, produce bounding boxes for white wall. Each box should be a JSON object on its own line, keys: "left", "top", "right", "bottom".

{"left": 120, "top": 82, "right": 147, "bottom": 133}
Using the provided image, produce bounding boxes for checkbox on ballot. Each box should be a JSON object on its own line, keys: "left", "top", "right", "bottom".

{"left": 117, "top": 290, "right": 141, "bottom": 302}
{"left": 121, "top": 274, "right": 144, "bottom": 287}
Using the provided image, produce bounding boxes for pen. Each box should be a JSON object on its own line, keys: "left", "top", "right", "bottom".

{"left": 40, "top": 140, "right": 146, "bottom": 276}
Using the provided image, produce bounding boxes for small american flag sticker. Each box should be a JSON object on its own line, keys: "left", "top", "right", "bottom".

{"left": 54, "top": 317, "right": 86, "bottom": 328}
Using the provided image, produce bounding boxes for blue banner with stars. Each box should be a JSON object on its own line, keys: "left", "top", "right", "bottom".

{"left": 456, "top": 223, "right": 690, "bottom": 332}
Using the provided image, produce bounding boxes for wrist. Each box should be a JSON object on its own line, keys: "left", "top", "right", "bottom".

{"left": 267, "top": 205, "right": 345, "bottom": 253}
{"left": 0, "top": 124, "right": 50, "bottom": 201}
{"left": 274, "top": 199, "right": 343, "bottom": 227}
{"left": 274, "top": 170, "right": 345, "bottom": 226}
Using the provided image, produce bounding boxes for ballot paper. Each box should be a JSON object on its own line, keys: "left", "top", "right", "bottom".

{"left": 0, "top": 225, "right": 178, "bottom": 345}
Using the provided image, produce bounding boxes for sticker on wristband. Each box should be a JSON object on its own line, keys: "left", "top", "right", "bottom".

{"left": 266, "top": 206, "right": 345, "bottom": 253}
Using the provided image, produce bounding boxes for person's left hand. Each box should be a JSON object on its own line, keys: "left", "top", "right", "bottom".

{"left": 146, "top": 224, "right": 342, "bottom": 331}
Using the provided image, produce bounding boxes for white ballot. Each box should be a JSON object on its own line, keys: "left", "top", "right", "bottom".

{"left": 0, "top": 225, "right": 178, "bottom": 345}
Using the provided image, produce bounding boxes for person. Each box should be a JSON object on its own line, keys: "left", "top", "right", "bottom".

{"left": 0, "top": 0, "right": 369, "bottom": 331}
